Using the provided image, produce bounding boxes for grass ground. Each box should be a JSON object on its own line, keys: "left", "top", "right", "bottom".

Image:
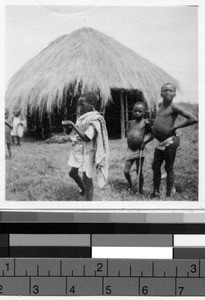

{"left": 6, "top": 114, "right": 198, "bottom": 202}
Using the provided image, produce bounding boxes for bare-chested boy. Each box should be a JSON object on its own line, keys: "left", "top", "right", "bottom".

{"left": 151, "top": 83, "right": 198, "bottom": 198}
{"left": 124, "top": 102, "right": 153, "bottom": 194}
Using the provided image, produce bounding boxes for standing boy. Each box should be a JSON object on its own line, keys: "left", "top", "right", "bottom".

{"left": 63, "top": 92, "right": 109, "bottom": 201}
{"left": 124, "top": 102, "right": 153, "bottom": 194}
{"left": 151, "top": 83, "right": 198, "bottom": 198}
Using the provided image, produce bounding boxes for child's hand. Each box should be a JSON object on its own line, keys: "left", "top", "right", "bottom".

{"left": 62, "top": 120, "right": 74, "bottom": 127}
{"left": 140, "top": 142, "right": 145, "bottom": 150}
{"left": 168, "top": 127, "right": 176, "bottom": 136}
{"left": 96, "top": 164, "right": 103, "bottom": 170}
{"left": 67, "top": 136, "right": 72, "bottom": 142}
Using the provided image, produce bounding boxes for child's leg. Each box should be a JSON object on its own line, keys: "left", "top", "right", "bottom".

{"left": 124, "top": 159, "right": 135, "bottom": 190}
{"left": 83, "top": 172, "right": 93, "bottom": 201}
{"left": 164, "top": 138, "right": 179, "bottom": 197}
{"left": 69, "top": 167, "right": 85, "bottom": 195}
{"left": 136, "top": 157, "right": 144, "bottom": 194}
{"left": 17, "top": 136, "right": 21, "bottom": 146}
{"left": 151, "top": 148, "right": 164, "bottom": 196}
{"left": 12, "top": 136, "right": 15, "bottom": 145}
{"left": 6, "top": 143, "right": 12, "bottom": 158}
{"left": 7, "top": 143, "right": 12, "bottom": 158}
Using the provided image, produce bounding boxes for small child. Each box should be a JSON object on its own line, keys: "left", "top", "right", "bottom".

{"left": 11, "top": 110, "right": 23, "bottom": 146}
{"left": 5, "top": 108, "right": 12, "bottom": 158}
{"left": 151, "top": 83, "right": 198, "bottom": 198}
{"left": 124, "top": 102, "right": 153, "bottom": 194}
{"left": 63, "top": 92, "right": 109, "bottom": 201}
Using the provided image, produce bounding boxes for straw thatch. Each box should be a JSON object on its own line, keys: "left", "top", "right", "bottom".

{"left": 6, "top": 27, "right": 178, "bottom": 115}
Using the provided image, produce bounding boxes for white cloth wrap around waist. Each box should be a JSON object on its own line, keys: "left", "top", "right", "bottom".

{"left": 156, "top": 136, "right": 175, "bottom": 151}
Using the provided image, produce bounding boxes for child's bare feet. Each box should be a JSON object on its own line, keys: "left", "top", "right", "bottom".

{"left": 150, "top": 192, "right": 160, "bottom": 199}
{"left": 127, "top": 186, "right": 135, "bottom": 195}
{"left": 80, "top": 189, "right": 85, "bottom": 196}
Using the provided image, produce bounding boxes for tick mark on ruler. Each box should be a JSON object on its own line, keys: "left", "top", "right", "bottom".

{"left": 29, "top": 277, "right": 31, "bottom": 295}
{"left": 14, "top": 258, "right": 16, "bottom": 276}
{"left": 65, "top": 276, "right": 67, "bottom": 294}
{"left": 102, "top": 277, "right": 104, "bottom": 295}
{"left": 60, "top": 260, "right": 62, "bottom": 276}
{"left": 130, "top": 266, "right": 132, "bottom": 277}
{"left": 152, "top": 262, "right": 154, "bottom": 276}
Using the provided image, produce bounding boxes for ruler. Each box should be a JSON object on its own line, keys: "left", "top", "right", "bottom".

{"left": 0, "top": 258, "right": 205, "bottom": 296}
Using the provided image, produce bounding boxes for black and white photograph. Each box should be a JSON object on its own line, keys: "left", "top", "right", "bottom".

{"left": 2, "top": 0, "right": 203, "bottom": 208}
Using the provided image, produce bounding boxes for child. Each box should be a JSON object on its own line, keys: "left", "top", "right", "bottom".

{"left": 63, "top": 92, "right": 109, "bottom": 201}
{"left": 5, "top": 108, "right": 12, "bottom": 158}
{"left": 124, "top": 102, "right": 153, "bottom": 194}
{"left": 11, "top": 110, "right": 24, "bottom": 146}
{"left": 151, "top": 83, "right": 198, "bottom": 198}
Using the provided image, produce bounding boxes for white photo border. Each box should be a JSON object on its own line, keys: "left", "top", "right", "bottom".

{"left": 1, "top": 0, "right": 204, "bottom": 212}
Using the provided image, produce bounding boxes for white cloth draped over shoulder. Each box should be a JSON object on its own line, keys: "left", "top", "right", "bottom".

{"left": 68, "top": 111, "right": 109, "bottom": 188}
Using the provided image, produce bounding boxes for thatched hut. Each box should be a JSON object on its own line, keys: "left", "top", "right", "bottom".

{"left": 6, "top": 27, "right": 178, "bottom": 139}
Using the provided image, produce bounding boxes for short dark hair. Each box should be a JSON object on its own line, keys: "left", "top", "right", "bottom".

{"left": 80, "top": 92, "right": 98, "bottom": 107}
{"left": 13, "top": 109, "right": 21, "bottom": 117}
{"left": 161, "top": 83, "right": 176, "bottom": 92}
{"left": 133, "top": 101, "right": 147, "bottom": 110}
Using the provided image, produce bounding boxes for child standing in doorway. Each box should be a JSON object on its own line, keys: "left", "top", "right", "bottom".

{"left": 124, "top": 102, "right": 153, "bottom": 194}
{"left": 63, "top": 92, "right": 109, "bottom": 201}
{"left": 151, "top": 83, "right": 198, "bottom": 199}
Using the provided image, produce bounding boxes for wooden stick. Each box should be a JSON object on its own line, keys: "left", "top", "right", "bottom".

{"left": 138, "top": 150, "right": 142, "bottom": 191}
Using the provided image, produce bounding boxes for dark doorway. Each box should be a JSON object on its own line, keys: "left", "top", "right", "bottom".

{"left": 104, "top": 90, "right": 121, "bottom": 139}
{"left": 104, "top": 89, "right": 145, "bottom": 139}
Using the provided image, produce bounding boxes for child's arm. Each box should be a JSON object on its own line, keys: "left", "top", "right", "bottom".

{"left": 140, "top": 121, "right": 154, "bottom": 150}
{"left": 5, "top": 121, "right": 13, "bottom": 129}
{"left": 63, "top": 121, "right": 90, "bottom": 142}
{"left": 125, "top": 120, "right": 133, "bottom": 133}
{"left": 169, "top": 105, "right": 198, "bottom": 135}
{"left": 140, "top": 134, "right": 154, "bottom": 150}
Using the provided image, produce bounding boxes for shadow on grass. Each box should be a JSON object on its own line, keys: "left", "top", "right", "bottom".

{"left": 108, "top": 178, "right": 128, "bottom": 192}
{"left": 54, "top": 185, "right": 85, "bottom": 201}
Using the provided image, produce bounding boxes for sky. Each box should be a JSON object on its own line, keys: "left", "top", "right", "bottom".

{"left": 4, "top": 1, "right": 199, "bottom": 104}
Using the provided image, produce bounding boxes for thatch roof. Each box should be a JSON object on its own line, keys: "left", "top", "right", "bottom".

{"left": 6, "top": 27, "right": 178, "bottom": 115}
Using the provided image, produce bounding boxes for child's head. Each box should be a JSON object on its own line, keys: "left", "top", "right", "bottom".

{"left": 133, "top": 102, "right": 146, "bottom": 120}
{"left": 78, "top": 92, "right": 98, "bottom": 115}
{"left": 5, "top": 108, "right": 9, "bottom": 119}
{"left": 13, "top": 109, "right": 21, "bottom": 117}
{"left": 161, "top": 83, "right": 176, "bottom": 101}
